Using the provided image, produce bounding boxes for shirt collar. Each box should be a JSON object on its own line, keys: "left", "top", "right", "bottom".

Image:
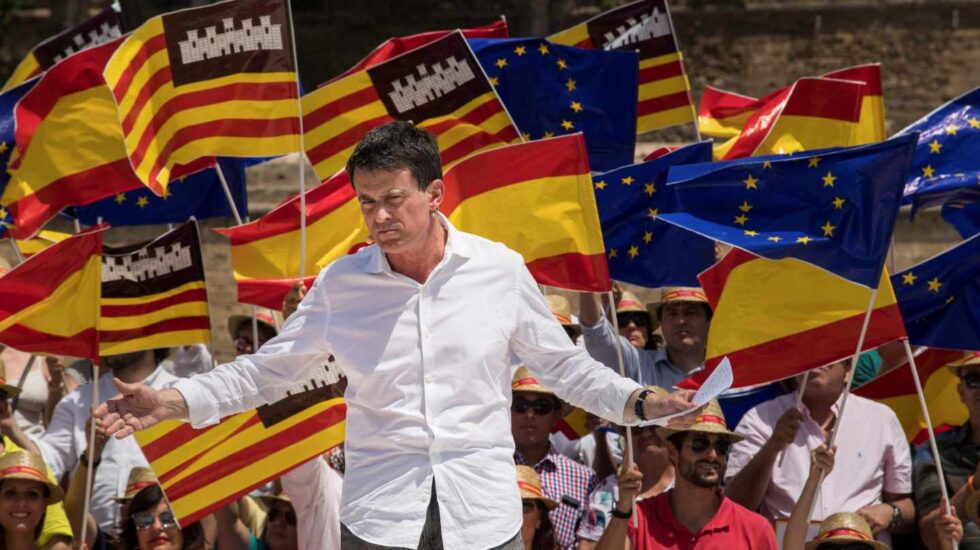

{"left": 364, "top": 213, "right": 471, "bottom": 275}
{"left": 515, "top": 445, "right": 561, "bottom": 470}
{"left": 659, "top": 490, "right": 732, "bottom": 536}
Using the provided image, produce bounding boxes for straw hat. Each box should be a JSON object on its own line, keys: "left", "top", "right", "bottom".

{"left": 656, "top": 399, "right": 743, "bottom": 442}
{"left": 650, "top": 287, "right": 710, "bottom": 317}
{"left": 0, "top": 451, "right": 63, "bottom": 504}
{"left": 947, "top": 352, "right": 980, "bottom": 376}
{"left": 511, "top": 366, "right": 572, "bottom": 416}
{"left": 112, "top": 467, "right": 159, "bottom": 503}
{"left": 545, "top": 295, "right": 580, "bottom": 335}
{"left": 616, "top": 291, "right": 647, "bottom": 314}
{"left": 516, "top": 465, "right": 557, "bottom": 510}
{"left": 804, "top": 512, "right": 889, "bottom": 550}
{"left": 256, "top": 491, "right": 292, "bottom": 510}
{"left": 0, "top": 358, "right": 22, "bottom": 398}
{"left": 227, "top": 309, "right": 278, "bottom": 341}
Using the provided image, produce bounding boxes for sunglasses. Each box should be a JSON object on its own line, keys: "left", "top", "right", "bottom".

{"left": 132, "top": 509, "right": 178, "bottom": 531}
{"left": 688, "top": 436, "right": 732, "bottom": 456}
{"left": 616, "top": 313, "right": 649, "bottom": 328}
{"left": 266, "top": 507, "right": 297, "bottom": 526}
{"left": 512, "top": 397, "right": 558, "bottom": 416}
{"left": 233, "top": 337, "right": 254, "bottom": 353}
{"left": 961, "top": 374, "right": 980, "bottom": 389}
{"left": 521, "top": 500, "right": 536, "bottom": 514}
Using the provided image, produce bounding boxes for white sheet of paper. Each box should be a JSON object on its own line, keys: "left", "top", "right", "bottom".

{"left": 636, "top": 356, "right": 734, "bottom": 427}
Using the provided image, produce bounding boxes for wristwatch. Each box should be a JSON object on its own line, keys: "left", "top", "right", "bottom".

{"left": 611, "top": 506, "right": 632, "bottom": 519}
{"left": 887, "top": 502, "right": 901, "bottom": 529}
{"left": 635, "top": 389, "right": 653, "bottom": 422}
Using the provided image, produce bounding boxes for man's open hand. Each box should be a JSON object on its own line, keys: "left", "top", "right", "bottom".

{"left": 93, "top": 379, "right": 187, "bottom": 439}
{"left": 643, "top": 389, "right": 700, "bottom": 427}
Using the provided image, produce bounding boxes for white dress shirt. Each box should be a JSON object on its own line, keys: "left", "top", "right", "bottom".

{"left": 174, "top": 218, "right": 642, "bottom": 548}
{"left": 37, "top": 366, "right": 180, "bottom": 535}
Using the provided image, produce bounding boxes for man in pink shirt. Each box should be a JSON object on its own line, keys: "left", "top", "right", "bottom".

{"left": 725, "top": 361, "right": 914, "bottom": 545}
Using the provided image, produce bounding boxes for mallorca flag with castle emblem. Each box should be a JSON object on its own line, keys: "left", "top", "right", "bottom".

{"left": 442, "top": 133, "right": 609, "bottom": 292}
{"left": 103, "top": 0, "right": 302, "bottom": 195}
{"left": 0, "top": 228, "right": 102, "bottom": 360}
{"left": 549, "top": 0, "right": 694, "bottom": 134}
{"left": 303, "top": 30, "right": 521, "bottom": 182}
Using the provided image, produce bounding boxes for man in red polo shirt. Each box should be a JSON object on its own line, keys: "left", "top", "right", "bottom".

{"left": 595, "top": 400, "right": 776, "bottom": 550}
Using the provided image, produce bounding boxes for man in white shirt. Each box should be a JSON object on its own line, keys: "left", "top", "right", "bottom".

{"left": 96, "top": 122, "right": 695, "bottom": 549}
{"left": 39, "top": 348, "right": 179, "bottom": 536}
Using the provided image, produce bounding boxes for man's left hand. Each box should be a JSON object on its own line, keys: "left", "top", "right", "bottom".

{"left": 857, "top": 503, "right": 895, "bottom": 535}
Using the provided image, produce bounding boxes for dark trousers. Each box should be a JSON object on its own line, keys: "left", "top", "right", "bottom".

{"left": 340, "top": 481, "right": 524, "bottom": 549}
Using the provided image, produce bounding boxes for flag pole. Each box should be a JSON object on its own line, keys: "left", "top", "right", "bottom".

{"left": 661, "top": 0, "right": 701, "bottom": 142}
{"left": 607, "top": 291, "right": 634, "bottom": 468}
{"left": 805, "top": 286, "right": 879, "bottom": 524}
{"left": 903, "top": 339, "right": 956, "bottom": 524}
{"left": 7, "top": 238, "right": 25, "bottom": 263}
{"left": 284, "top": 0, "right": 308, "bottom": 279}
{"left": 79, "top": 362, "right": 99, "bottom": 547}
{"left": 214, "top": 162, "right": 244, "bottom": 226}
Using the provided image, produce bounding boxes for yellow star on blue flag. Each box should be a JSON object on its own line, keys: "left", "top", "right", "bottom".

{"left": 659, "top": 135, "right": 918, "bottom": 288}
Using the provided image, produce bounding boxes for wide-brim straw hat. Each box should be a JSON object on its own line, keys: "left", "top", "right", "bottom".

{"left": 511, "top": 366, "right": 573, "bottom": 416}
{"left": 545, "top": 295, "right": 580, "bottom": 335}
{"left": 650, "top": 287, "right": 710, "bottom": 317}
{"left": 112, "top": 466, "right": 159, "bottom": 503}
{"left": 656, "top": 399, "right": 743, "bottom": 442}
{"left": 804, "top": 512, "right": 889, "bottom": 550}
{"left": 516, "top": 465, "right": 557, "bottom": 510}
{"left": 947, "top": 351, "right": 980, "bottom": 376}
{"left": 0, "top": 358, "right": 21, "bottom": 399}
{"left": 0, "top": 450, "right": 63, "bottom": 504}
{"left": 227, "top": 309, "right": 278, "bottom": 341}
{"left": 256, "top": 491, "right": 292, "bottom": 509}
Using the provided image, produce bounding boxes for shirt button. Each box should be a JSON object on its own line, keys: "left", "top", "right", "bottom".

{"left": 425, "top": 374, "right": 434, "bottom": 383}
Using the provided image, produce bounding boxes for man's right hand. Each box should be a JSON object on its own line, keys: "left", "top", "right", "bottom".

{"left": 93, "top": 379, "right": 188, "bottom": 439}
{"left": 767, "top": 407, "right": 804, "bottom": 452}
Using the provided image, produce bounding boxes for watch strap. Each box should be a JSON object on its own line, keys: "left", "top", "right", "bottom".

{"left": 635, "top": 389, "right": 653, "bottom": 421}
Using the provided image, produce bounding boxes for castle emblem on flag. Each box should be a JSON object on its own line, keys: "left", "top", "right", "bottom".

{"left": 102, "top": 242, "right": 193, "bottom": 283}
{"left": 177, "top": 15, "right": 284, "bottom": 65}
{"left": 601, "top": 7, "right": 671, "bottom": 50}
{"left": 387, "top": 56, "right": 476, "bottom": 114}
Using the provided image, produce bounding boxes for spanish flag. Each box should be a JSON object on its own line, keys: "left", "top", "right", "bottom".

{"left": 856, "top": 348, "right": 967, "bottom": 443}
{"left": 11, "top": 230, "right": 71, "bottom": 258}
{"left": 302, "top": 30, "right": 521, "bottom": 183}
{"left": 135, "top": 365, "right": 346, "bottom": 525}
{"left": 216, "top": 170, "right": 369, "bottom": 310}
{"left": 103, "top": 0, "right": 302, "bottom": 195}
{"left": 549, "top": 0, "right": 695, "bottom": 134}
{"left": 699, "top": 64, "right": 886, "bottom": 160}
{"left": 100, "top": 222, "right": 211, "bottom": 355}
{"left": 553, "top": 408, "right": 590, "bottom": 440}
{"left": 442, "top": 133, "right": 609, "bottom": 292}
{"left": 0, "top": 228, "right": 102, "bottom": 360}
{"left": 680, "top": 248, "right": 906, "bottom": 390}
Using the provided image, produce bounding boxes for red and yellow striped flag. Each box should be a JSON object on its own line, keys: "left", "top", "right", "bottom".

{"left": 549, "top": 0, "right": 694, "bottom": 134}
{"left": 680, "top": 248, "right": 906, "bottom": 390}
{"left": 699, "top": 64, "right": 886, "bottom": 160}
{"left": 100, "top": 222, "right": 211, "bottom": 355}
{"left": 216, "top": 170, "right": 369, "bottom": 310}
{"left": 135, "top": 365, "right": 346, "bottom": 524}
{"left": 302, "top": 30, "right": 521, "bottom": 182}
{"left": 0, "top": 228, "right": 102, "bottom": 360}
{"left": 103, "top": 0, "right": 302, "bottom": 195}
{"left": 553, "top": 408, "right": 590, "bottom": 440}
{"left": 441, "top": 133, "right": 609, "bottom": 292}
{"left": 856, "top": 349, "right": 967, "bottom": 443}
{"left": 10, "top": 230, "right": 72, "bottom": 258}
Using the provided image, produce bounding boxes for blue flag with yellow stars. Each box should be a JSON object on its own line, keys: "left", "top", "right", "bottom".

{"left": 892, "top": 234, "right": 980, "bottom": 350}
{"left": 70, "top": 157, "right": 249, "bottom": 227}
{"left": 0, "top": 78, "right": 38, "bottom": 237}
{"left": 468, "top": 37, "right": 638, "bottom": 172}
{"left": 898, "top": 87, "right": 980, "bottom": 217}
{"left": 659, "top": 134, "right": 918, "bottom": 288}
{"left": 942, "top": 198, "right": 980, "bottom": 238}
{"left": 595, "top": 141, "right": 715, "bottom": 288}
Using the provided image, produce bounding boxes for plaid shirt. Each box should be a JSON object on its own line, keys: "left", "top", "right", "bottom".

{"left": 516, "top": 446, "right": 598, "bottom": 550}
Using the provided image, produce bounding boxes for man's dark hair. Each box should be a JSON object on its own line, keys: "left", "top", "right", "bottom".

{"left": 346, "top": 121, "right": 442, "bottom": 190}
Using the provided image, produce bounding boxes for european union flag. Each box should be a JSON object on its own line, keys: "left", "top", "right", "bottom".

{"left": 898, "top": 87, "right": 980, "bottom": 215}
{"left": 71, "top": 157, "right": 248, "bottom": 226}
{"left": 942, "top": 198, "right": 980, "bottom": 238}
{"left": 892, "top": 234, "right": 980, "bottom": 351}
{"left": 595, "top": 141, "right": 715, "bottom": 288}
{"left": 468, "top": 37, "right": 637, "bottom": 172}
{"left": 0, "top": 78, "right": 38, "bottom": 237}
{"left": 660, "top": 134, "right": 917, "bottom": 288}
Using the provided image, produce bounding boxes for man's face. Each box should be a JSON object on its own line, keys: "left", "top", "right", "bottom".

{"left": 616, "top": 312, "right": 649, "bottom": 349}
{"left": 353, "top": 168, "right": 444, "bottom": 255}
{"left": 100, "top": 350, "right": 148, "bottom": 372}
{"left": 632, "top": 425, "right": 669, "bottom": 462}
{"left": 660, "top": 302, "right": 709, "bottom": 353}
{"left": 803, "top": 361, "right": 848, "bottom": 400}
{"left": 511, "top": 391, "right": 562, "bottom": 452}
{"left": 235, "top": 324, "right": 275, "bottom": 355}
{"left": 957, "top": 366, "right": 980, "bottom": 414}
{"left": 669, "top": 432, "right": 731, "bottom": 489}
